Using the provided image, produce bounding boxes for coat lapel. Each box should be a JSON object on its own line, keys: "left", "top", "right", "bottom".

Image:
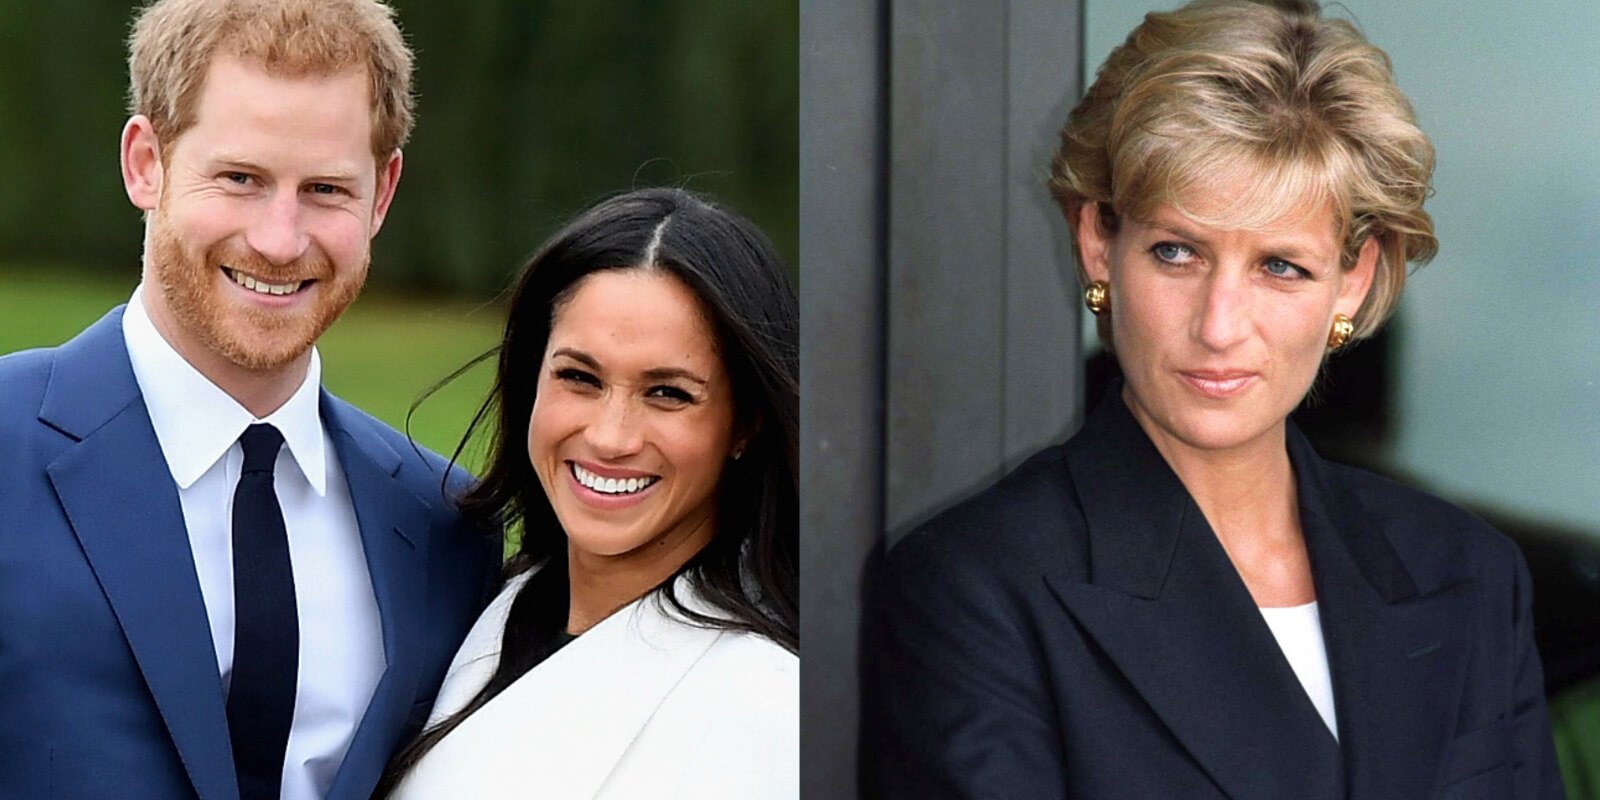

{"left": 399, "top": 578, "right": 723, "bottom": 799}
{"left": 1288, "top": 427, "right": 1473, "bottom": 798}
{"left": 40, "top": 308, "right": 239, "bottom": 800}
{"left": 516, "top": 587, "right": 722, "bottom": 798}
{"left": 1046, "top": 393, "right": 1343, "bottom": 800}
{"left": 320, "top": 395, "right": 432, "bottom": 800}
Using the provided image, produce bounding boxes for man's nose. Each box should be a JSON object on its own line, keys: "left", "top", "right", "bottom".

{"left": 244, "top": 189, "right": 311, "bottom": 266}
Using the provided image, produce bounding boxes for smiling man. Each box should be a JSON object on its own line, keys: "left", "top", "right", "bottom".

{"left": 0, "top": 2, "right": 497, "bottom": 799}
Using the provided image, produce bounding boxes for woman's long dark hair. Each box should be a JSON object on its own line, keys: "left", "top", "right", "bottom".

{"left": 377, "top": 188, "right": 798, "bottom": 794}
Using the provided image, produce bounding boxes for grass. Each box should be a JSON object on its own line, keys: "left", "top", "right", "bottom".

{"left": 0, "top": 264, "right": 504, "bottom": 472}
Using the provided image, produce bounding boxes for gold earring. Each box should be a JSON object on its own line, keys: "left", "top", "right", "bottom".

{"left": 1327, "top": 314, "right": 1354, "bottom": 350}
{"left": 1084, "top": 280, "right": 1110, "bottom": 316}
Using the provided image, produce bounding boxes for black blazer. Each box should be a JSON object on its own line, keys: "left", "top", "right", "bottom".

{"left": 865, "top": 389, "right": 1564, "bottom": 799}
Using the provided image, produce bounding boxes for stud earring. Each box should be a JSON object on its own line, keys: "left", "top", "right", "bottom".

{"left": 1327, "top": 313, "right": 1354, "bottom": 350}
{"left": 1084, "top": 280, "right": 1110, "bottom": 316}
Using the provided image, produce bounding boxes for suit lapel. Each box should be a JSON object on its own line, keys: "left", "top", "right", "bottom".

{"left": 40, "top": 309, "right": 239, "bottom": 800}
{"left": 1046, "top": 394, "right": 1343, "bottom": 800}
{"left": 1288, "top": 428, "right": 1473, "bottom": 798}
{"left": 320, "top": 395, "right": 432, "bottom": 800}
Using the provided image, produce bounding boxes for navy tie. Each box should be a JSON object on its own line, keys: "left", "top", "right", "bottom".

{"left": 227, "top": 424, "right": 298, "bottom": 800}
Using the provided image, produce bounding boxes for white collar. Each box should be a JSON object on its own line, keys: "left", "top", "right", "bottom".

{"left": 123, "top": 285, "right": 329, "bottom": 495}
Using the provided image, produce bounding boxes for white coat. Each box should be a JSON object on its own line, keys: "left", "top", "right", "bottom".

{"left": 391, "top": 569, "right": 798, "bottom": 799}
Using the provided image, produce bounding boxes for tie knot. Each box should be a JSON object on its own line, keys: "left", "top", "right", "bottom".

{"left": 240, "top": 424, "right": 284, "bottom": 475}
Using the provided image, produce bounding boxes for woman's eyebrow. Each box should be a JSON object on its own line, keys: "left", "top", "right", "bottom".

{"left": 643, "top": 366, "right": 709, "bottom": 386}
{"left": 550, "top": 347, "right": 600, "bottom": 369}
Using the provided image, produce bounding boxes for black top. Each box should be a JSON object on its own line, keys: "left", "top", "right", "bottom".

{"left": 501, "top": 559, "right": 579, "bottom": 677}
{"left": 864, "top": 384, "right": 1564, "bottom": 800}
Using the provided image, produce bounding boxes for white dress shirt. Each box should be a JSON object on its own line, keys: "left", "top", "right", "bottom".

{"left": 1258, "top": 600, "right": 1338, "bottom": 740}
{"left": 123, "top": 287, "right": 386, "bottom": 799}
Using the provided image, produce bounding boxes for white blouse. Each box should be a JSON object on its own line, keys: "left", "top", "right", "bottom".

{"left": 1258, "top": 601, "right": 1339, "bottom": 740}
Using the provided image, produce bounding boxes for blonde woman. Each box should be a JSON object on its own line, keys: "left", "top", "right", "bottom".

{"left": 866, "top": 1, "right": 1563, "bottom": 798}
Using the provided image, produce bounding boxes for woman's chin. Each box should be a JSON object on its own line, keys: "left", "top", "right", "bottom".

{"left": 1145, "top": 404, "right": 1287, "bottom": 456}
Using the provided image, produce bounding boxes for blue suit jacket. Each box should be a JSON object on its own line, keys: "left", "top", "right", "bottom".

{"left": 0, "top": 308, "right": 499, "bottom": 800}
{"left": 866, "top": 387, "right": 1565, "bottom": 799}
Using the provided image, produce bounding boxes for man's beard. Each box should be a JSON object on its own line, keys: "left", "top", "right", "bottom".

{"left": 145, "top": 208, "right": 367, "bottom": 373}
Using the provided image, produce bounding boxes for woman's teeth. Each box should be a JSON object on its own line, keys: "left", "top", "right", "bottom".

{"left": 225, "top": 267, "right": 303, "bottom": 296}
{"left": 572, "top": 463, "right": 658, "bottom": 495}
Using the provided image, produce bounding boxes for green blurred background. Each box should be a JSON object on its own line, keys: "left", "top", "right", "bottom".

{"left": 0, "top": 0, "right": 798, "bottom": 470}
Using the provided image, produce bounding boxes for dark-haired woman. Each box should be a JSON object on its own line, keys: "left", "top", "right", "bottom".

{"left": 381, "top": 188, "right": 798, "bottom": 798}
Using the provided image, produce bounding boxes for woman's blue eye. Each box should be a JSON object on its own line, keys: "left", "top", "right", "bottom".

{"left": 1264, "top": 258, "right": 1307, "bottom": 279}
{"left": 1151, "top": 242, "right": 1194, "bottom": 263}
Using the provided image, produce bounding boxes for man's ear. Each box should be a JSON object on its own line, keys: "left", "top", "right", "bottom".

{"left": 368, "top": 149, "right": 404, "bottom": 237}
{"left": 121, "top": 115, "right": 163, "bottom": 211}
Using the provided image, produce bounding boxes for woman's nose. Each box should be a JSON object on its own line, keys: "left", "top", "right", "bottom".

{"left": 1194, "top": 269, "right": 1252, "bottom": 352}
{"left": 583, "top": 396, "right": 645, "bottom": 458}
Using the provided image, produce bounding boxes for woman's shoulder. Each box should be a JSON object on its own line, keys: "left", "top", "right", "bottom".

{"left": 1321, "top": 460, "right": 1526, "bottom": 587}
{"left": 702, "top": 629, "right": 798, "bottom": 679}
{"left": 883, "top": 443, "right": 1085, "bottom": 588}
{"left": 650, "top": 583, "right": 797, "bottom": 701}
{"left": 683, "top": 631, "right": 796, "bottom": 722}
{"left": 614, "top": 627, "right": 796, "bottom": 797}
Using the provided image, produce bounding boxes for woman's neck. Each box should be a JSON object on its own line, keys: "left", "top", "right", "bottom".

{"left": 1126, "top": 396, "right": 1315, "bottom": 607}
{"left": 564, "top": 510, "right": 716, "bottom": 634}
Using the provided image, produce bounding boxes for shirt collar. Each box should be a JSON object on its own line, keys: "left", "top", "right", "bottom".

{"left": 123, "top": 285, "right": 329, "bottom": 495}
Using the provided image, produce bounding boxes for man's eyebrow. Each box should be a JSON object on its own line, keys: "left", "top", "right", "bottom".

{"left": 210, "top": 156, "right": 268, "bottom": 173}
{"left": 308, "top": 172, "right": 362, "bottom": 185}
{"left": 208, "top": 156, "right": 362, "bottom": 185}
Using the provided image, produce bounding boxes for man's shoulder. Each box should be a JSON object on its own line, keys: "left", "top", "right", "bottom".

{"left": 0, "top": 344, "right": 56, "bottom": 387}
{"left": 321, "top": 392, "right": 474, "bottom": 501}
{"left": 0, "top": 346, "right": 61, "bottom": 428}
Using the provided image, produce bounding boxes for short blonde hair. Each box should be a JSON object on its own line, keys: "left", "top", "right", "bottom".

{"left": 1049, "top": 0, "right": 1436, "bottom": 342}
{"left": 128, "top": 0, "right": 415, "bottom": 161}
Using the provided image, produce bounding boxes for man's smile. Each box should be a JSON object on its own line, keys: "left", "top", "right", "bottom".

{"left": 222, "top": 266, "right": 312, "bottom": 296}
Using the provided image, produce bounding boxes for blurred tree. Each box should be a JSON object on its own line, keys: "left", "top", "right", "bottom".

{"left": 0, "top": 0, "right": 798, "bottom": 297}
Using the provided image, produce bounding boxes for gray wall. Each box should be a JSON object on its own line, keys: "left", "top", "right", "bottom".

{"left": 800, "top": 1, "right": 887, "bottom": 797}
{"left": 801, "top": 1, "right": 1083, "bottom": 796}
{"left": 886, "top": 0, "right": 1085, "bottom": 539}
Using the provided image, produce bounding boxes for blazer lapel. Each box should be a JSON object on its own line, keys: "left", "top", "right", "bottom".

{"left": 320, "top": 396, "right": 431, "bottom": 800}
{"left": 40, "top": 309, "right": 239, "bottom": 800}
{"left": 1288, "top": 428, "right": 1473, "bottom": 798}
{"left": 1046, "top": 394, "right": 1343, "bottom": 800}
